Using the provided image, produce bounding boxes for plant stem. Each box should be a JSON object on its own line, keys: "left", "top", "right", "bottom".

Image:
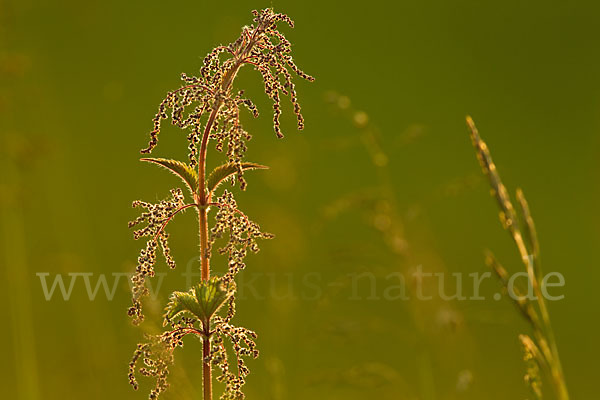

{"left": 198, "top": 107, "right": 215, "bottom": 400}
{"left": 196, "top": 23, "right": 265, "bottom": 400}
{"left": 202, "top": 334, "right": 212, "bottom": 400}
{"left": 199, "top": 207, "right": 210, "bottom": 280}
{"left": 196, "top": 57, "right": 244, "bottom": 400}
{"left": 520, "top": 242, "right": 568, "bottom": 400}
{"left": 534, "top": 270, "right": 569, "bottom": 400}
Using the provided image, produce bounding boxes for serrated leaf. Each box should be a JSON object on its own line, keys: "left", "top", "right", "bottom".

{"left": 163, "top": 278, "right": 231, "bottom": 326}
{"left": 164, "top": 290, "right": 203, "bottom": 325}
{"left": 193, "top": 277, "right": 230, "bottom": 321}
{"left": 207, "top": 162, "right": 268, "bottom": 193}
{"left": 141, "top": 158, "right": 199, "bottom": 195}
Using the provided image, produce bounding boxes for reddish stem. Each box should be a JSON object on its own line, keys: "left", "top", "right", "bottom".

{"left": 195, "top": 21, "right": 268, "bottom": 400}
{"left": 153, "top": 203, "right": 198, "bottom": 242}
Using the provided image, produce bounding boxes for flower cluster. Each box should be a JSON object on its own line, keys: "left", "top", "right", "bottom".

{"left": 209, "top": 190, "right": 274, "bottom": 284}
{"left": 128, "top": 188, "right": 186, "bottom": 325}
{"left": 140, "top": 8, "right": 313, "bottom": 190}
{"left": 210, "top": 317, "right": 259, "bottom": 400}
{"left": 128, "top": 335, "right": 175, "bottom": 400}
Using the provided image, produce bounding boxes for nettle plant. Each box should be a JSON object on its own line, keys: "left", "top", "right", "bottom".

{"left": 126, "top": 9, "right": 313, "bottom": 400}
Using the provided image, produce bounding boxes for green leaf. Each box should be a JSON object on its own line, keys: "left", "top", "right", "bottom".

{"left": 164, "top": 290, "right": 203, "bottom": 325}
{"left": 141, "top": 158, "right": 199, "bottom": 195}
{"left": 207, "top": 162, "right": 268, "bottom": 193}
{"left": 193, "top": 277, "right": 230, "bottom": 321}
{"left": 163, "top": 278, "right": 231, "bottom": 326}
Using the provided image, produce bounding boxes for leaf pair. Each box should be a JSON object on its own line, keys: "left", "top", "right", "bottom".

{"left": 164, "top": 277, "right": 231, "bottom": 325}
{"left": 141, "top": 158, "right": 267, "bottom": 196}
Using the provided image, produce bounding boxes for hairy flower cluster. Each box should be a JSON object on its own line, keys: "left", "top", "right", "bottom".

{"left": 140, "top": 8, "right": 313, "bottom": 189}
{"left": 128, "top": 188, "right": 185, "bottom": 325}
{"left": 209, "top": 316, "right": 259, "bottom": 400}
{"left": 128, "top": 330, "right": 194, "bottom": 400}
{"left": 209, "top": 190, "right": 274, "bottom": 284}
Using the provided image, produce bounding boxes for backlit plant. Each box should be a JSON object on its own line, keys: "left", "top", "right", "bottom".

{"left": 126, "top": 9, "right": 313, "bottom": 400}
{"left": 466, "top": 117, "right": 569, "bottom": 400}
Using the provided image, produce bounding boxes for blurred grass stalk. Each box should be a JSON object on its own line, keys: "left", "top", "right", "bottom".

{"left": 325, "top": 91, "right": 475, "bottom": 398}
{"left": 466, "top": 116, "right": 569, "bottom": 400}
{"left": 1, "top": 135, "right": 40, "bottom": 400}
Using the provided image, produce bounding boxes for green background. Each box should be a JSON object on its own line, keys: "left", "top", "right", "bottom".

{"left": 1, "top": 0, "right": 598, "bottom": 399}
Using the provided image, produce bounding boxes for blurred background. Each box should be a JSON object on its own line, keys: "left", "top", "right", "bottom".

{"left": 1, "top": 0, "right": 599, "bottom": 399}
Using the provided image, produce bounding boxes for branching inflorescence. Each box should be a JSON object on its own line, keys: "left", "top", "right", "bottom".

{"left": 466, "top": 117, "right": 569, "bottom": 400}
{"left": 127, "top": 9, "right": 313, "bottom": 400}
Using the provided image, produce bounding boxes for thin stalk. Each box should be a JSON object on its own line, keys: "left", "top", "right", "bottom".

{"left": 199, "top": 207, "right": 210, "bottom": 280}
{"left": 196, "top": 24, "right": 264, "bottom": 400}
{"left": 532, "top": 259, "right": 569, "bottom": 400}
{"left": 202, "top": 325, "right": 212, "bottom": 400}
{"left": 197, "top": 57, "right": 242, "bottom": 400}
{"left": 198, "top": 109, "right": 215, "bottom": 400}
{"left": 513, "top": 206, "right": 568, "bottom": 400}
